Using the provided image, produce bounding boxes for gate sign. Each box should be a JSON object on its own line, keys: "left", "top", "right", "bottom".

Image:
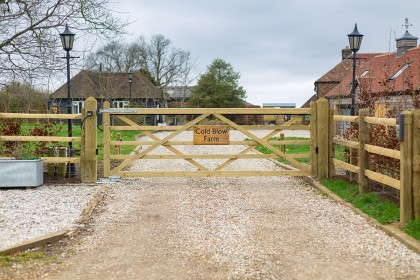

{"left": 193, "top": 125, "right": 230, "bottom": 145}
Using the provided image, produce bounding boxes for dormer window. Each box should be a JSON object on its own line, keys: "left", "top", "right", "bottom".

{"left": 388, "top": 62, "right": 412, "bottom": 81}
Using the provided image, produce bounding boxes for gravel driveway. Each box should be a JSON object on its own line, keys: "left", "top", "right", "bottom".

{"left": 1, "top": 130, "right": 420, "bottom": 279}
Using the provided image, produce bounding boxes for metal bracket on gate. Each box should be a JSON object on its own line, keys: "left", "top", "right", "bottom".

{"left": 99, "top": 109, "right": 136, "bottom": 113}
{"left": 96, "top": 176, "right": 121, "bottom": 184}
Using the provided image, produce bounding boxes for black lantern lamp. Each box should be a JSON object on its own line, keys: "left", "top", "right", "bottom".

{"left": 60, "top": 24, "right": 75, "bottom": 51}
{"left": 60, "top": 24, "right": 76, "bottom": 176}
{"left": 347, "top": 23, "right": 364, "bottom": 116}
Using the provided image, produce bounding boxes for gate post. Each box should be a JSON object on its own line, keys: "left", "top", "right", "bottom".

{"left": 316, "top": 98, "right": 330, "bottom": 179}
{"left": 358, "top": 108, "right": 369, "bottom": 194}
{"left": 400, "top": 111, "right": 413, "bottom": 223}
{"left": 310, "top": 101, "right": 318, "bottom": 177}
{"left": 80, "top": 97, "right": 97, "bottom": 183}
{"left": 413, "top": 110, "right": 420, "bottom": 219}
{"left": 329, "top": 109, "right": 335, "bottom": 178}
{"left": 103, "top": 101, "right": 111, "bottom": 177}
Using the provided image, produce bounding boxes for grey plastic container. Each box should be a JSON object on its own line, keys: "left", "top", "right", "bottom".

{"left": 0, "top": 159, "right": 43, "bottom": 187}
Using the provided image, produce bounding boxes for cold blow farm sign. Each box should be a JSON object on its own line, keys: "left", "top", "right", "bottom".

{"left": 193, "top": 125, "right": 230, "bottom": 145}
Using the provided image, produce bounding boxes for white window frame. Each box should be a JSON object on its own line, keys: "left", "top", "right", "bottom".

{"left": 388, "top": 62, "right": 412, "bottom": 81}
{"left": 72, "top": 101, "right": 84, "bottom": 114}
{"left": 113, "top": 100, "right": 130, "bottom": 108}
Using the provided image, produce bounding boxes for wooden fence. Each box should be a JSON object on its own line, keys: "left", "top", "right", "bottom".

{"left": 1, "top": 96, "right": 419, "bottom": 223}
{"left": 325, "top": 97, "right": 420, "bottom": 223}
{"left": 0, "top": 97, "right": 97, "bottom": 183}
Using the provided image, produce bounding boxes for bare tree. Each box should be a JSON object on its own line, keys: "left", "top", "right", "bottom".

{"left": 145, "top": 34, "right": 192, "bottom": 87}
{"left": 85, "top": 40, "right": 148, "bottom": 73}
{"left": 86, "top": 35, "right": 195, "bottom": 87}
{"left": 0, "top": 0, "right": 128, "bottom": 85}
{"left": 85, "top": 34, "right": 197, "bottom": 107}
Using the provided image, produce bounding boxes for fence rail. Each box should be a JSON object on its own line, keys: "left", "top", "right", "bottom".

{"left": 330, "top": 104, "right": 420, "bottom": 223}
{"left": 0, "top": 97, "right": 97, "bottom": 183}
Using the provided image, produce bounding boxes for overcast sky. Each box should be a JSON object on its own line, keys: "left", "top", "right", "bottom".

{"left": 110, "top": 0, "right": 420, "bottom": 107}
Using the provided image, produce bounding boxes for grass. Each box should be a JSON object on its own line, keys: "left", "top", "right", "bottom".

{"left": 0, "top": 251, "right": 52, "bottom": 267}
{"left": 403, "top": 219, "right": 420, "bottom": 240}
{"left": 320, "top": 179, "right": 400, "bottom": 224}
{"left": 320, "top": 178, "right": 359, "bottom": 202}
{"left": 254, "top": 137, "right": 310, "bottom": 163}
{"left": 254, "top": 137, "right": 346, "bottom": 164}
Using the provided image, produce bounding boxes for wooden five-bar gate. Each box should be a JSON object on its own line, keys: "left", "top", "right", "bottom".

{"left": 100, "top": 100, "right": 330, "bottom": 178}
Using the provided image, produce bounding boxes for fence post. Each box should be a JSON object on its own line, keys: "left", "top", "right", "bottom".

{"left": 358, "top": 108, "right": 369, "bottom": 194}
{"left": 329, "top": 109, "right": 335, "bottom": 178}
{"left": 58, "top": 147, "right": 67, "bottom": 177}
{"left": 103, "top": 101, "right": 111, "bottom": 178}
{"left": 316, "top": 98, "right": 329, "bottom": 179}
{"left": 412, "top": 110, "right": 420, "bottom": 219}
{"left": 80, "top": 97, "right": 97, "bottom": 183}
{"left": 279, "top": 133, "right": 285, "bottom": 154}
{"left": 400, "top": 110, "right": 413, "bottom": 224}
{"left": 310, "top": 101, "right": 318, "bottom": 177}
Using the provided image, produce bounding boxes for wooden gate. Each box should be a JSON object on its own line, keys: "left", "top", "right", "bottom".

{"left": 101, "top": 101, "right": 322, "bottom": 178}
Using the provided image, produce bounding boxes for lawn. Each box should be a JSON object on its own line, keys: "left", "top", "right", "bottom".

{"left": 254, "top": 137, "right": 310, "bottom": 164}
{"left": 320, "top": 178, "right": 400, "bottom": 224}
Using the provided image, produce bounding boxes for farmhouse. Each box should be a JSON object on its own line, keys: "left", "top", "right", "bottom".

{"left": 315, "top": 25, "right": 420, "bottom": 118}
{"left": 49, "top": 70, "right": 163, "bottom": 115}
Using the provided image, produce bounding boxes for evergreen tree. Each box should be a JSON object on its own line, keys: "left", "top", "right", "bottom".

{"left": 189, "top": 59, "right": 246, "bottom": 108}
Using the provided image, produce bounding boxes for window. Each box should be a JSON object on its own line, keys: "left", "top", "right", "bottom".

{"left": 72, "top": 101, "right": 84, "bottom": 114}
{"left": 113, "top": 101, "right": 129, "bottom": 108}
{"left": 361, "top": 69, "right": 370, "bottom": 77}
{"left": 388, "top": 62, "right": 412, "bottom": 81}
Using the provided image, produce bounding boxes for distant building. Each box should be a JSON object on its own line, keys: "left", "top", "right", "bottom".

{"left": 50, "top": 70, "right": 162, "bottom": 112}
{"left": 50, "top": 70, "right": 163, "bottom": 124}
{"left": 164, "top": 86, "right": 194, "bottom": 108}
{"left": 324, "top": 26, "right": 420, "bottom": 117}
{"left": 312, "top": 21, "right": 420, "bottom": 134}
{"left": 262, "top": 103, "right": 296, "bottom": 124}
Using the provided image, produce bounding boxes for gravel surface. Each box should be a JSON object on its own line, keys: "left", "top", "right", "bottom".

{"left": 46, "top": 177, "right": 420, "bottom": 279}
{"left": 0, "top": 185, "right": 99, "bottom": 249}
{"left": 1, "top": 129, "right": 420, "bottom": 279}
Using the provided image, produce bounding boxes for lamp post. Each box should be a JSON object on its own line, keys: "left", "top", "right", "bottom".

{"left": 60, "top": 24, "right": 76, "bottom": 176}
{"left": 128, "top": 71, "right": 133, "bottom": 102}
{"left": 347, "top": 23, "right": 364, "bottom": 116}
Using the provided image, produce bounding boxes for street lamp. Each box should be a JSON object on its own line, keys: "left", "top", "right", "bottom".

{"left": 347, "top": 23, "right": 364, "bottom": 116}
{"left": 60, "top": 24, "right": 76, "bottom": 176}
{"left": 128, "top": 71, "right": 133, "bottom": 102}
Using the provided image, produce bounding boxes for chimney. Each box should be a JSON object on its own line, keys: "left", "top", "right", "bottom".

{"left": 342, "top": 46, "right": 352, "bottom": 60}
{"left": 396, "top": 31, "right": 418, "bottom": 57}
{"left": 396, "top": 18, "right": 418, "bottom": 57}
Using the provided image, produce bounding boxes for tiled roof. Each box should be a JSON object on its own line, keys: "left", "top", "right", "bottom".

{"left": 325, "top": 47, "right": 420, "bottom": 98}
{"left": 315, "top": 53, "right": 379, "bottom": 84}
{"left": 50, "top": 70, "right": 161, "bottom": 99}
